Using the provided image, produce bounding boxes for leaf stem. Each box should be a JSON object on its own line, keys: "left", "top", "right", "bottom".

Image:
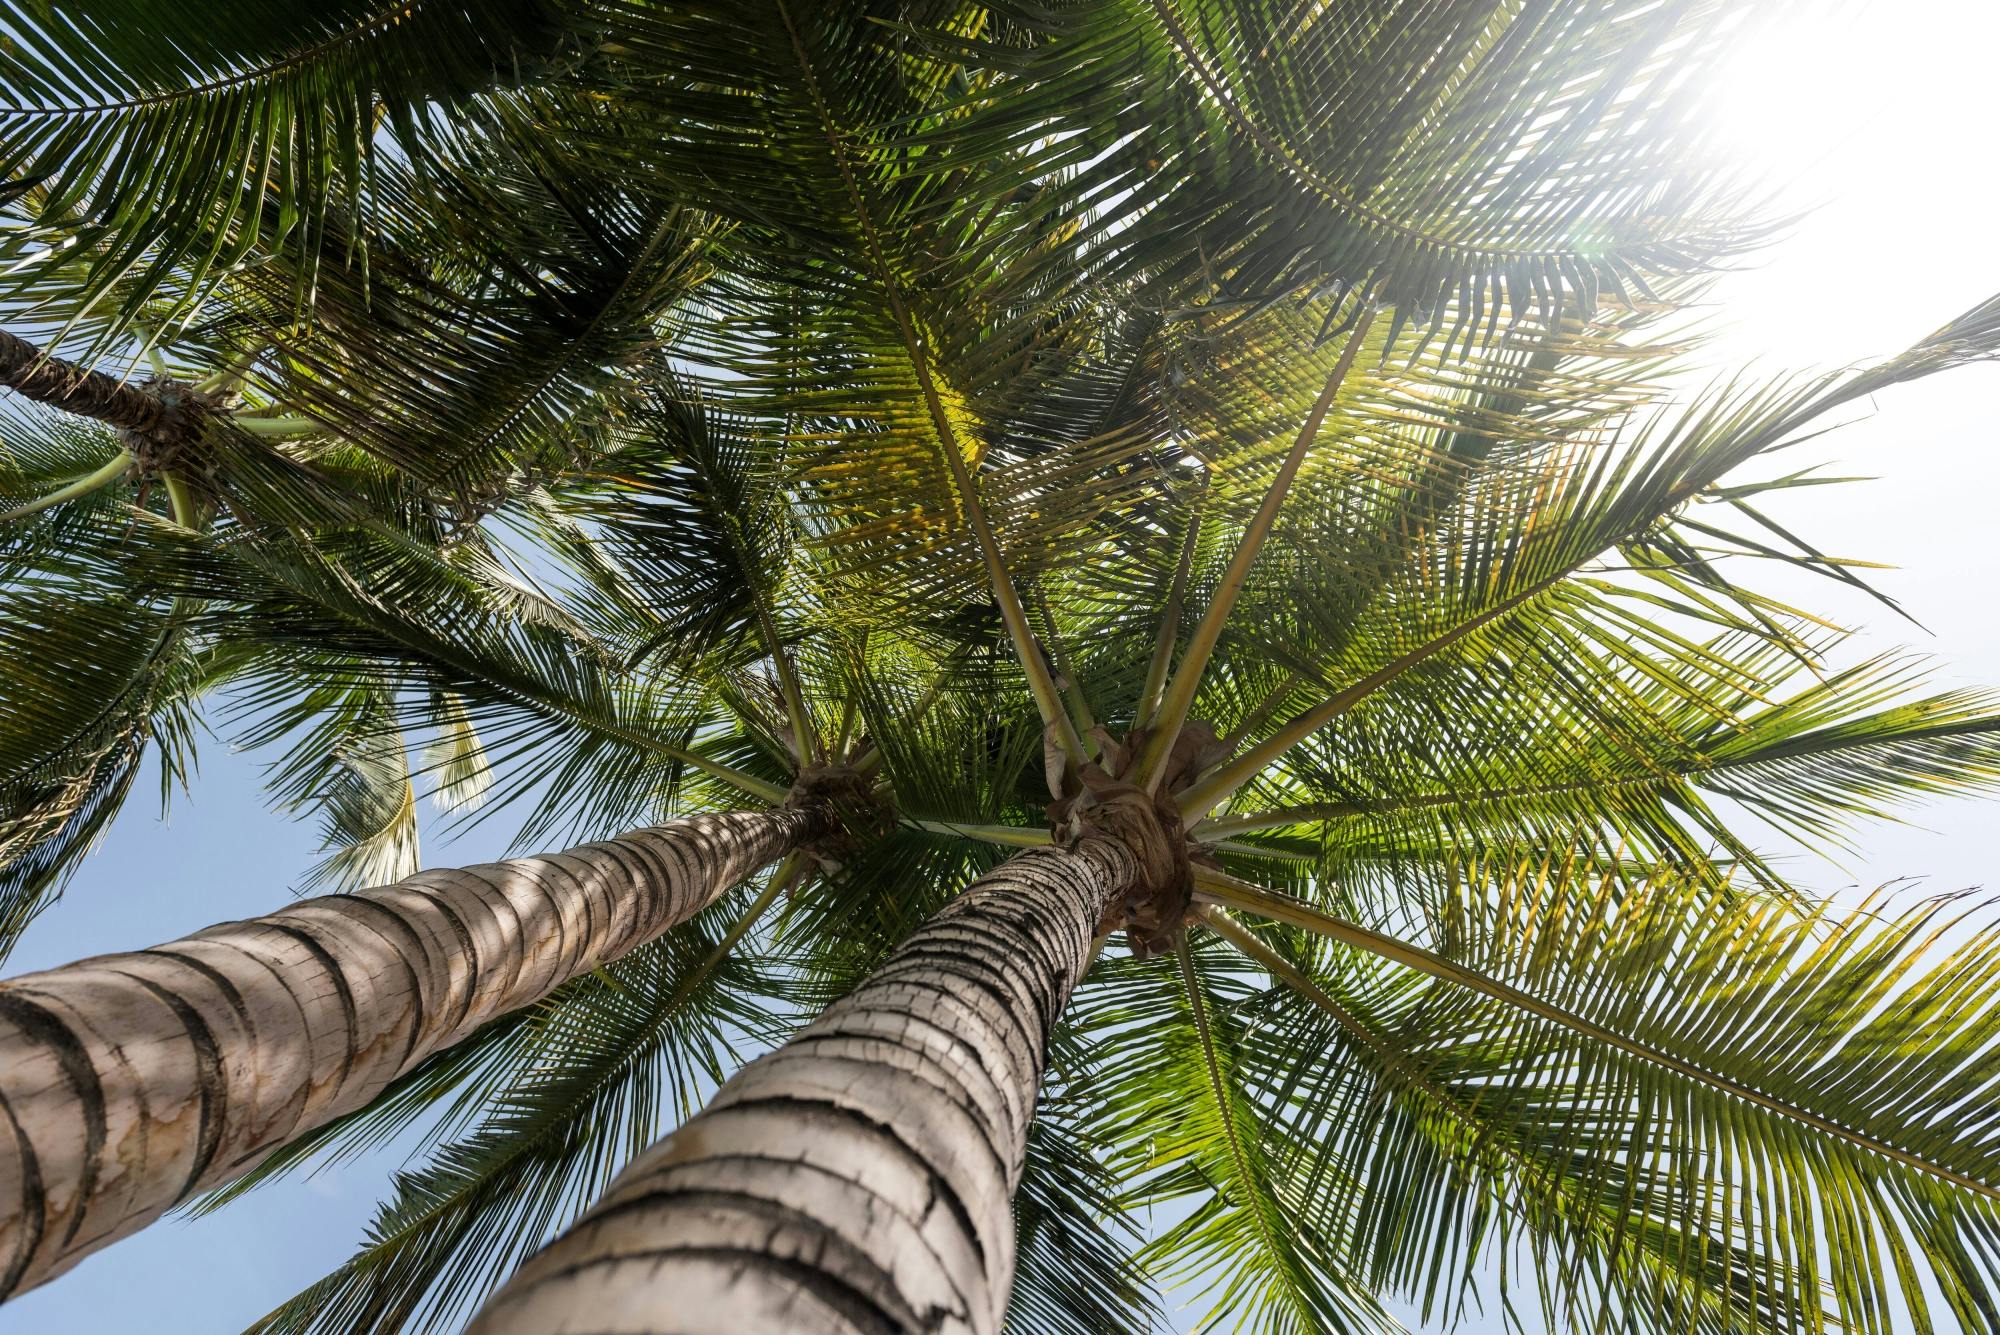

{"left": 195, "top": 346, "right": 261, "bottom": 396}
{"left": 1193, "top": 771, "right": 1714, "bottom": 839}
{"left": 0, "top": 450, "right": 134, "bottom": 521}
{"left": 756, "top": 603, "right": 819, "bottom": 766}
{"left": 130, "top": 324, "right": 170, "bottom": 378}
{"left": 1190, "top": 866, "right": 2000, "bottom": 1200}
{"left": 163, "top": 473, "right": 199, "bottom": 529}
{"left": 680, "top": 853, "right": 808, "bottom": 998}
{"left": 1133, "top": 306, "right": 1376, "bottom": 792}
{"left": 831, "top": 631, "right": 867, "bottom": 762}
{"left": 901, "top": 818, "right": 1050, "bottom": 848}
{"left": 774, "top": 0, "right": 1086, "bottom": 766}
{"left": 1134, "top": 478, "right": 1207, "bottom": 730}
{"left": 1034, "top": 582, "right": 1097, "bottom": 747}
{"left": 1196, "top": 905, "right": 1385, "bottom": 1057}
{"left": 662, "top": 743, "right": 789, "bottom": 805}
{"left": 231, "top": 415, "right": 322, "bottom": 439}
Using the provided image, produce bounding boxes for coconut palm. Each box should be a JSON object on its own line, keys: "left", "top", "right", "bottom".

{"left": 6, "top": 2, "right": 2000, "bottom": 1333}
{"left": 0, "top": 809, "right": 822, "bottom": 1297}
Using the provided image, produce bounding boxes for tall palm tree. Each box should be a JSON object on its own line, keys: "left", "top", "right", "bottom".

{"left": 0, "top": 808, "right": 821, "bottom": 1297}
{"left": 7, "top": 2, "right": 2000, "bottom": 1333}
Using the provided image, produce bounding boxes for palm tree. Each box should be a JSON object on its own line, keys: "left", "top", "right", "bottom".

{"left": 6, "top": 2, "right": 2000, "bottom": 1333}
{"left": 0, "top": 808, "right": 821, "bottom": 1297}
{"left": 464, "top": 839, "right": 1130, "bottom": 1335}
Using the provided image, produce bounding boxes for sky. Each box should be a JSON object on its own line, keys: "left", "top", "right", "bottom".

{"left": 9, "top": 2, "right": 2000, "bottom": 1331}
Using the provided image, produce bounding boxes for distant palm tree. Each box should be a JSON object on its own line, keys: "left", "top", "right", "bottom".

{"left": 5, "top": 2, "right": 2000, "bottom": 1333}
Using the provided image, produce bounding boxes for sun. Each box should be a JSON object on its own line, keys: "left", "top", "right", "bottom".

{"left": 1697, "top": 0, "right": 2000, "bottom": 366}
{"left": 1704, "top": 5, "right": 1872, "bottom": 182}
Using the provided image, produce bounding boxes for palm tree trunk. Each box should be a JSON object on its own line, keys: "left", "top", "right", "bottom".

{"left": 466, "top": 836, "right": 1137, "bottom": 1335}
{"left": 0, "top": 329, "right": 167, "bottom": 434}
{"left": 0, "top": 807, "right": 819, "bottom": 1299}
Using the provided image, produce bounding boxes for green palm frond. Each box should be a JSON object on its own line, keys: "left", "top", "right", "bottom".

{"left": 934, "top": 0, "right": 1775, "bottom": 320}
{"left": 422, "top": 692, "right": 495, "bottom": 815}
{"left": 1200, "top": 855, "right": 2000, "bottom": 1335}
{"left": 551, "top": 382, "right": 818, "bottom": 754}
{"left": 281, "top": 685, "right": 422, "bottom": 895}
{"left": 1088, "top": 943, "right": 1396, "bottom": 1334}
{"left": 1181, "top": 291, "right": 2000, "bottom": 819}
{"left": 1011, "top": 958, "right": 1163, "bottom": 1335}
{"left": 12, "top": 6, "right": 2000, "bottom": 1333}
{"left": 203, "top": 145, "right": 715, "bottom": 491}
{"left": 0, "top": 467, "right": 220, "bottom": 952}
{"left": 1007, "top": 1108, "right": 1160, "bottom": 1335}
{"left": 0, "top": 0, "right": 578, "bottom": 338}
{"left": 153, "top": 515, "right": 787, "bottom": 820}
{"left": 1201, "top": 908, "right": 1821, "bottom": 1334}
{"left": 1201, "top": 637, "right": 2000, "bottom": 913}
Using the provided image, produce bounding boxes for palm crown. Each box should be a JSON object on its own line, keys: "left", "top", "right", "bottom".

{"left": 5, "top": 1, "right": 2000, "bottom": 1332}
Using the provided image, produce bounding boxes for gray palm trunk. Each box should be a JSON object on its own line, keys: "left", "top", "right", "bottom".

{"left": 0, "top": 328, "right": 166, "bottom": 434}
{"left": 0, "top": 807, "right": 818, "bottom": 1299}
{"left": 466, "top": 836, "right": 1137, "bottom": 1335}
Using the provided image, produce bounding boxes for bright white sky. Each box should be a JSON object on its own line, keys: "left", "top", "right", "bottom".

{"left": 1674, "top": 0, "right": 2000, "bottom": 902}
{"left": 9, "top": 3, "right": 2000, "bottom": 1331}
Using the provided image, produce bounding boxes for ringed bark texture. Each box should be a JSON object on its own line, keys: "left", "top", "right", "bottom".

{"left": 0, "top": 329, "right": 165, "bottom": 434}
{"left": 0, "top": 808, "right": 815, "bottom": 1298}
{"left": 466, "top": 837, "right": 1136, "bottom": 1335}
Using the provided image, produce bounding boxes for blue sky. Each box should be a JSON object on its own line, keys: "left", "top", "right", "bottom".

{"left": 9, "top": 2, "right": 2000, "bottom": 1331}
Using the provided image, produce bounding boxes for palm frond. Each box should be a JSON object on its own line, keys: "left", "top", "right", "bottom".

{"left": 1182, "top": 292, "right": 2000, "bottom": 817}
{"left": 1202, "top": 858, "right": 2000, "bottom": 1335}
{"left": 1090, "top": 941, "right": 1396, "bottom": 1334}
{"left": 289, "top": 690, "right": 422, "bottom": 895}
{"left": 0, "top": 0, "right": 577, "bottom": 338}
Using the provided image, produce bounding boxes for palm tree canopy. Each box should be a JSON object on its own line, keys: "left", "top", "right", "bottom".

{"left": 6, "top": 1, "right": 2000, "bottom": 1331}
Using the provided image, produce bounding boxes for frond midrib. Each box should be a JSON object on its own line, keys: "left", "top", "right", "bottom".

{"left": 2, "top": 0, "right": 445, "bottom": 118}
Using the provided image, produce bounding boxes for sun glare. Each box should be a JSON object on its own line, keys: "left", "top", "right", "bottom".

{"left": 1698, "top": 1, "right": 2000, "bottom": 367}
{"left": 1706, "top": 8, "right": 1870, "bottom": 179}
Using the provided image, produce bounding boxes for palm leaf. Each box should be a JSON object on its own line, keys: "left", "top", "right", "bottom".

{"left": 0, "top": 0, "right": 576, "bottom": 338}
{"left": 1201, "top": 858, "right": 2000, "bottom": 1335}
